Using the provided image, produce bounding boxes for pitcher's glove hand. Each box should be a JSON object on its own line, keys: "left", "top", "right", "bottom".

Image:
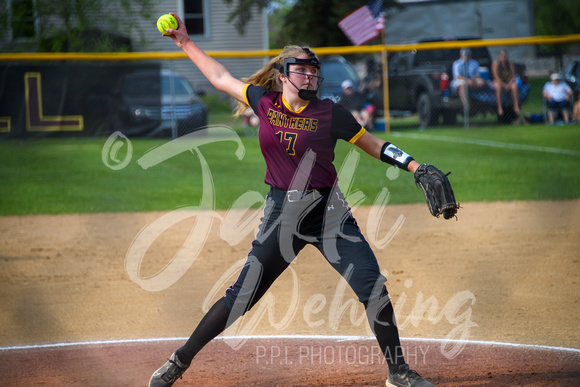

{"left": 414, "top": 163, "right": 459, "bottom": 219}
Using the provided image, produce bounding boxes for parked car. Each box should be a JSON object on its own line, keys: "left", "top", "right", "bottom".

{"left": 110, "top": 69, "right": 208, "bottom": 137}
{"left": 318, "top": 55, "right": 361, "bottom": 102}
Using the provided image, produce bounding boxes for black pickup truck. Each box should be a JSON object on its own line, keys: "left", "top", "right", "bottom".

{"left": 386, "top": 37, "right": 529, "bottom": 127}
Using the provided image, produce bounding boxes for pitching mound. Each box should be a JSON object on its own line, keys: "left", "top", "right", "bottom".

{"left": 1, "top": 201, "right": 579, "bottom": 385}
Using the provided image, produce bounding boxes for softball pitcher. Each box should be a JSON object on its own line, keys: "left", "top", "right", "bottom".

{"left": 149, "top": 13, "right": 457, "bottom": 387}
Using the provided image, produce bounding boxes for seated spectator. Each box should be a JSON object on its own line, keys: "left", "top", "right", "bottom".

{"left": 339, "top": 79, "right": 375, "bottom": 130}
{"left": 573, "top": 94, "right": 580, "bottom": 123}
{"left": 491, "top": 48, "right": 520, "bottom": 116}
{"left": 451, "top": 48, "right": 487, "bottom": 108}
{"left": 542, "top": 73, "right": 572, "bottom": 124}
{"left": 360, "top": 59, "right": 383, "bottom": 111}
{"left": 361, "top": 77, "right": 382, "bottom": 118}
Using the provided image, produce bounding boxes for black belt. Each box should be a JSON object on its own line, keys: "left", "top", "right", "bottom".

{"left": 271, "top": 187, "right": 333, "bottom": 203}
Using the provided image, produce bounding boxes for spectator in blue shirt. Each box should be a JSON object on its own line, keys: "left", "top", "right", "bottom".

{"left": 451, "top": 48, "right": 486, "bottom": 108}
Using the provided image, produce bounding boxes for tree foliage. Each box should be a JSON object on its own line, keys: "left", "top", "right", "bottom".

{"left": 276, "top": 0, "right": 376, "bottom": 48}
{"left": 224, "top": 0, "right": 399, "bottom": 48}
{"left": 533, "top": 0, "right": 580, "bottom": 65}
{"left": 534, "top": 0, "right": 580, "bottom": 37}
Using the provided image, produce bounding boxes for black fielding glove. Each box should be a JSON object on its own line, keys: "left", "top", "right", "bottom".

{"left": 414, "top": 163, "right": 459, "bottom": 219}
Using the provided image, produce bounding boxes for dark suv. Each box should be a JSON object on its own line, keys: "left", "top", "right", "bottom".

{"left": 318, "top": 55, "right": 361, "bottom": 102}
{"left": 110, "top": 69, "right": 208, "bottom": 137}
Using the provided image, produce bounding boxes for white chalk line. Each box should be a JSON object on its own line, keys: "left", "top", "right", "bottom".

{"left": 1, "top": 335, "right": 579, "bottom": 354}
{"left": 390, "top": 132, "right": 580, "bottom": 157}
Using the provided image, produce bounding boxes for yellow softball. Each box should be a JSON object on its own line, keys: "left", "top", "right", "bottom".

{"left": 156, "top": 14, "right": 178, "bottom": 35}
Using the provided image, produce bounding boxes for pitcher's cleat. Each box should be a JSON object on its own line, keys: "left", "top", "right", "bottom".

{"left": 386, "top": 364, "right": 434, "bottom": 387}
{"left": 149, "top": 352, "right": 189, "bottom": 387}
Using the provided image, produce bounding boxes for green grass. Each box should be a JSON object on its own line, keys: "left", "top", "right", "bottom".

{"left": 523, "top": 75, "right": 550, "bottom": 114}
{"left": 0, "top": 123, "right": 579, "bottom": 215}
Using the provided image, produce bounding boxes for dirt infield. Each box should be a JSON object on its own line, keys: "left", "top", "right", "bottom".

{"left": 1, "top": 200, "right": 579, "bottom": 385}
{"left": 4, "top": 338, "right": 580, "bottom": 386}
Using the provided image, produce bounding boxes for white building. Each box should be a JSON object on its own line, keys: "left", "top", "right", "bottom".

{"left": 136, "top": 1, "right": 269, "bottom": 88}
{"left": 3, "top": 0, "right": 269, "bottom": 88}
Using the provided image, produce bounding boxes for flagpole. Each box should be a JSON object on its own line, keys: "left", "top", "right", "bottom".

{"left": 380, "top": 29, "right": 391, "bottom": 133}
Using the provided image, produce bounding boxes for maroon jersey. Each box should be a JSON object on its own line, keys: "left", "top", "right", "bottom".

{"left": 244, "top": 84, "right": 365, "bottom": 190}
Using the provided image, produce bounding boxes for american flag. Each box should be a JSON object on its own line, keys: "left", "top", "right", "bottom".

{"left": 338, "top": 0, "right": 385, "bottom": 46}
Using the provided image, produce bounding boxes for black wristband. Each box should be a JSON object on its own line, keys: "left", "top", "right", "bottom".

{"left": 380, "top": 142, "right": 414, "bottom": 170}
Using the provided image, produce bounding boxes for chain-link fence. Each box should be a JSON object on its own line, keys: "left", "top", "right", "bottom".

{"left": 322, "top": 41, "right": 579, "bottom": 131}
{"left": 1, "top": 36, "right": 579, "bottom": 139}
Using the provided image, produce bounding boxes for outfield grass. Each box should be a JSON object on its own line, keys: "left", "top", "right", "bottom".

{"left": 0, "top": 123, "right": 578, "bottom": 215}
{"left": 525, "top": 76, "right": 550, "bottom": 114}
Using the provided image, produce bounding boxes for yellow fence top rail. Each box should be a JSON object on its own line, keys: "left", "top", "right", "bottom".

{"left": 1, "top": 34, "right": 579, "bottom": 62}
